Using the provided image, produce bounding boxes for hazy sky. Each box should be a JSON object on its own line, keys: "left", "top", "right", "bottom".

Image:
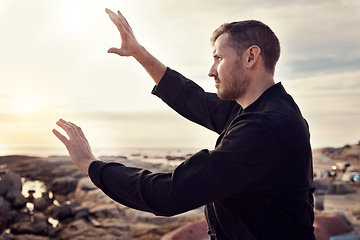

{"left": 0, "top": 0, "right": 359, "bottom": 156}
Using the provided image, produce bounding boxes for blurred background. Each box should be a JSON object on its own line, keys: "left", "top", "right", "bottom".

{"left": 0, "top": 0, "right": 359, "bottom": 157}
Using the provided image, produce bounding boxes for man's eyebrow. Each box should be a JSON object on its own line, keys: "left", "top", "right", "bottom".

{"left": 212, "top": 50, "right": 219, "bottom": 57}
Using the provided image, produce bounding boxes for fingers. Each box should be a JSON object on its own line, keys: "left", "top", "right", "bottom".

{"left": 106, "top": 8, "right": 126, "bottom": 32}
{"left": 116, "top": 10, "right": 130, "bottom": 26}
{"left": 105, "top": 8, "right": 133, "bottom": 37}
{"left": 52, "top": 129, "right": 69, "bottom": 147}
{"left": 56, "top": 119, "right": 75, "bottom": 138}
{"left": 55, "top": 119, "right": 87, "bottom": 142}
{"left": 68, "top": 121, "right": 87, "bottom": 141}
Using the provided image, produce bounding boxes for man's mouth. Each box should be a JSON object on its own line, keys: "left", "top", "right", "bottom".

{"left": 215, "top": 79, "right": 220, "bottom": 88}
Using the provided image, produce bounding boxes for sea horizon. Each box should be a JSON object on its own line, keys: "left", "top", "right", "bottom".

{"left": 0, "top": 145, "right": 201, "bottom": 159}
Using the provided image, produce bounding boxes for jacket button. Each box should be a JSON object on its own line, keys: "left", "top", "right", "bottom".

{"left": 207, "top": 230, "right": 212, "bottom": 235}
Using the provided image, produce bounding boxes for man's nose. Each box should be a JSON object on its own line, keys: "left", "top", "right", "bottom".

{"left": 208, "top": 64, "right": 217, "bottom": 78}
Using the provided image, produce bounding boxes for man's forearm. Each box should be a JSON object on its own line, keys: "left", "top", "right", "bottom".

{"left": 134, "top": 46, "right": 167, "bottom": 85}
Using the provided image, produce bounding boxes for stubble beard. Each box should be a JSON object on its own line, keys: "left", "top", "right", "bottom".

{"left": 217, "top": 67, "right": 250, "bottom": 101}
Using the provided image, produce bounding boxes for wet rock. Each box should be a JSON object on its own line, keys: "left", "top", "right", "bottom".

{"left": 95, "top": 217, "right": 130, "bottom": 230}
{"left": 0, "top": 172, "right": 22, "bottom": 197}
{"left": 71, "top": 204, "right": 89, "bottom": 219}
{"left": 49, "top": 202, "right": 89, "bottom": 221}
{"left": 0, "top": 196, "right": 11, "bottom": 232}
{"left": 33, "top": 192, "right": 52, "bottom": 212}
{"left": 10, "top": 213, "right": 49, "bottom": 235}
{"left": 57, "top": 219, "right": 93, "bottom": 239}
{"left": 314, "top": 179, "right": 356, "bottom": 194}
{"left": 89, "top": 204, "right": 122, "bottom": 218}
{"left": 56, "top": 203, "right": 72, "bottom": 221}
{"left": 7, "top": 209, "right": 30, "bottom": 226}
{"left": 0, "top": 233, "right": 50, "bottom": 240}
{"left": 5, "top": 188, "right": 26, "bottom": 209}
{"left": 314, "top": 179, "right": 332, "bottom": 192}
{"left": 77, "top": 177, "right": 97, "bottom": 191}
{"left": 328, "top": 183, "right": 356, "bottom": 194}
{"left": 49, "top": 164, "right": 87, "bottom": 180}
{"left": 50, "top": 176, "right": 78, "bottom": 195}
{"left": 0, "top": 172, "right": 26, "bottom": 208}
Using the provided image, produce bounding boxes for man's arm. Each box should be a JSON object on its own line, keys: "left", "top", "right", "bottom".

{"left": 105, "top": 8, "right": 166, "bottom": 85}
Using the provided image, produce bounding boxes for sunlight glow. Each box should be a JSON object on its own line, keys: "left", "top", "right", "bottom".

{"left": 13, "top": 95, "right": 39, "bottom": 114}
{"left": 55, "top": 0, "right": 95, "bottom": 33}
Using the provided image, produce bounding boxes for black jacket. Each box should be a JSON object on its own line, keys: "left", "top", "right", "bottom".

{"left": 89, "top": 68, "right": 315, "bottom": 239}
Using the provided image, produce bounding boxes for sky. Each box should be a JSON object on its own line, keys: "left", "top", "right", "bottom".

{"left": 0, "top": 0, "right": 359, "bottom": 156}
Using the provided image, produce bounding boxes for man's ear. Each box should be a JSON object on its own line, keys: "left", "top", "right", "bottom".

{"left": 244, "top": 45, "right": 261, "bottom": 69}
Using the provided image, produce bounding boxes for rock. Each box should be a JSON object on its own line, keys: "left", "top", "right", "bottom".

{"left": 74, "top": 177, "right": 97, "bottom": 202}
{"left": 0, "top": 233, "right": 50, "bottom": 240}
{"left": 50, "top": 176, "right": 78, "bottom": 195}
{"left": 5, "top": 187, "right": 27, "bottom": 209}
{"left": 314, "top": 179, "right": 333, "bottom": 191}
{"left": 314, "top": 179, "right": 356, "bottom": 195}
{"left": 77, "top": 178, "right": 97, "bottom": 191}
{"left": 89, "top": 204, "right": 122, "bottom": 218}
{"left": 49, "top": 202, "right": 89, "bottom": 221}
{"left": 74, "top": 177, "right": 115, "bottom": 206}
{"left": 161, "top": 219, "right": 208, "bottom": 240}
{"left": 0, "top": 172, "right": 22, "bottom": 197}
{"left": 71, "top": 204, "right": 89, "bottom": 219}
{"left": 57, "top": 219, "right": 93, "bottom": 239}
{"left": 95, "top": 218, "right": 130, "bottom": 230}
{"left": 328, "top": 183, "right": 356, "bottom": 195}
{"left": 56, "top": 203, "right": 72, "bottom": 221}
{"left": 0, "top": 196, "right": 11, "bottom": 232}
{"left": 10, "top": 213, "right": 49, "bottom": 235}
{"left": 34, "top": 192, "right": 52, "bottom": 212}
{"left": 50, "top": 164, "right": 82, "bottom": 178}
{"left": 0, "top": 172, "right": 26, "bottom": 208}
{"left": 8, "top": 209, "right": 30, "bottom": 225}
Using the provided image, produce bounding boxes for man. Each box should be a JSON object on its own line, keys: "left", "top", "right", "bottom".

{"left": 53, "top": 8, "right": 315, "bottom": 239}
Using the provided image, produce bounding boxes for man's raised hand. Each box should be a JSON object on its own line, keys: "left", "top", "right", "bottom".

{"left": 106, "top": 8, "right": 143, "bottom": 57}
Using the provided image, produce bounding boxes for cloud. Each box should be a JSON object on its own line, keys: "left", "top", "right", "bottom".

{"left": 282, "top": 57, "right": 360, "bottom": 79}
{"left": 281, "top": 69, "right": 360, "bottom": 148}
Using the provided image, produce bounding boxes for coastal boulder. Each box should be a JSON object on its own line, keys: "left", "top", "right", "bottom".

{"left": 10, "top": 213, "right": 49, "bottom": 235}
{"left": 328, "top": 183, "right": 356, "bottom": 195}
{"left": 0, "top": 196, "right": 11, "bottom": 232}
{"left": 6, "top": 187, "right": 27, "bottom": 208}
{"left": 50, "top": 176, "right": 78, "bottom": 195}
{"left": 0, "top": 172, "right": 23, "bottom": 196}
{"left": 34, "top": 192, "right": 52, "bottom": 212}
{"left": 314, "top": 179, "right": 356, "bottom": 194}
{"left": 0, "top": 172, "right": 26, "bottom": 208}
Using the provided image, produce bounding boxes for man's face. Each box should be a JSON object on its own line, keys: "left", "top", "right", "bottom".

{"left": 208, "top": 33, "right": 250, "bottom": 101}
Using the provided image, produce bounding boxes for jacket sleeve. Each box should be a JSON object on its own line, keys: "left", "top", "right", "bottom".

{"left": 88, "top": 115, "right": 282, "bottom": 217}
{"left": 152, "top": 67, "right": 239, "bottom": 134}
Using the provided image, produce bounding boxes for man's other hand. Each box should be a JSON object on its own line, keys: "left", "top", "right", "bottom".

{"left": 52, "top": 119, "right": 97, "bottom": 174}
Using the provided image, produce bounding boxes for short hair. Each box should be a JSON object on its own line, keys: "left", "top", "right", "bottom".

{"left": 211, "top": 20, "right": 281, "bottom": 75}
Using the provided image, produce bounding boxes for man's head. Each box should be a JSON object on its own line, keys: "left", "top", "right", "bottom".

{"left": 210, "top": 20, "right": 280, "bottom": 75}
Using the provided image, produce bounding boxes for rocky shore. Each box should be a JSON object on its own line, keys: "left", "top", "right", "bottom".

{"left": 0, "top": 154, "right": 203, "bottom": 240}
{"left": 0, "top": 144, "right": 360, "bottom": 239}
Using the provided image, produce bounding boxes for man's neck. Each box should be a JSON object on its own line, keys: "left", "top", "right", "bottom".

{"left": 236, "top": 75, "right": 275, "bottom": 109}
